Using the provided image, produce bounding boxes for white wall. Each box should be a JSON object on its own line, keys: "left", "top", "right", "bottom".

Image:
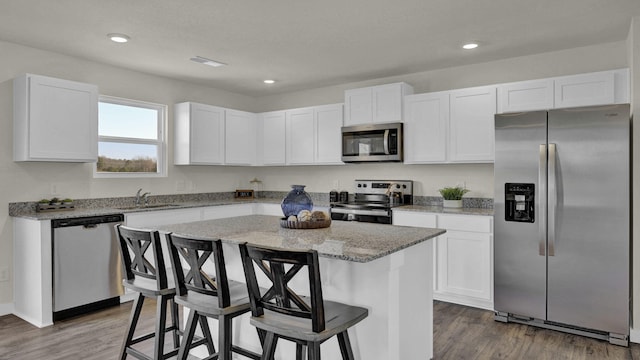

{"left": 255, "top": 41, "right": 628, "bottom": 111}
{"left": 0, "top": 40, "right": 261, "bottom": 305}
{"left": 0, "top": 38, "right": 630, "bottom": 309}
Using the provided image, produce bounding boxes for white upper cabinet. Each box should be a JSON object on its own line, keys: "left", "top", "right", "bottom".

{"left": 344, "top": 82, "right": 413, "bottom": 126}
{"left": 286, "top": 107, "right": 315, "bottom": 165}
{"left": 260, "top": 104, "right": 343, "bottom": 166}
{"left": 258, "top": 111, "right": 286, "bottom": 166}
{"left": 497, "top": 79, "right": 554, "bottom": 113}
{"left": 314, "top": 104, "right": 343, "bottom": 164}
{"left": 225, "top": 109, "right": 256, "bottom": 165}
{"left": 496, "top": 69, "right": 629, "bottom": 113}
{"left": 174, "top": 102, "right": 225, "bottom": 165}
{"left": 403, "top": 92, "right": 449, "bottom": 164}
{"left": 554, "top": 71, "right": 615, "bottom": 108}
{"left": 449, "top": 85, "right": 497, "bottom": 163}
{"left": 344, "top": 87, "right": 372, "bottom": 126}
{"left": 14, "top": 74, "right": 98, "bottom": 162}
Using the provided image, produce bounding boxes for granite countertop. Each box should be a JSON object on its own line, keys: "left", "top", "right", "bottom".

{"left": 395, "top": 205, "right": 494, "bottom": 216}
{"left": 8, "top": 199, "right": 285, "bottom": 220}
{"left": 157, "top": 215, "right": 444, "bottom": 263}
{"left": 9, "top": 194, "right": 493, "bottom": 220}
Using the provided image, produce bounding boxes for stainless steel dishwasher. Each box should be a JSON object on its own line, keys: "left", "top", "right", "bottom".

{"left": 52, "top": 214, "right": 124, "bottom": 321}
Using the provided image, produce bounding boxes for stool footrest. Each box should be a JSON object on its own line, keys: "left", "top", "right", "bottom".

{"left": 232, "top": 345, "right": 262, "bottom": 360}
{"left": 129, "top": 324, "right": 179, "bottom": 347}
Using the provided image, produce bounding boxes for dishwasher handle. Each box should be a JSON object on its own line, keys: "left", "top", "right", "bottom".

{"left": 52, "top": 214, "right": 124, "bottom": 228}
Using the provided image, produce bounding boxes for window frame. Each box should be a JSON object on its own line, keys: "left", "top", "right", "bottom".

{"left": 94, "top": 95, "right": 168, "bottom": 178}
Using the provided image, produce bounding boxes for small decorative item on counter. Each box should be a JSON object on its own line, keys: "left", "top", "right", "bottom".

{"left": 438, "top": 185, "right": 470, "bottom": 208}
{"left": 36, "top": 197, "right": 75, "bottom": 212}
{"left": 297, "top": 209, "right": 313, "bottom": 222}
{"left": 281, "top": 185, "right": 313, "bottom": 217}
{"left": 280, "top": 209, "right": 331, "bottom": 229}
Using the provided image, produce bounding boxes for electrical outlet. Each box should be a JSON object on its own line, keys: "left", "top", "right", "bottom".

{"left": 50, "top": 183, "right": 60, "bottom": 196}
{"left": 0, "top": 267, "right": 9, "bottom": 282}
{"left": 332, "top": 180, "right": 340, "bottom": 189}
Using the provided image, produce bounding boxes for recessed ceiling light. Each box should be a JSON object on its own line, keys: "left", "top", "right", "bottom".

{"left": 108, "top": 33, "right": 130, "bottom": 43}
{"left": 190, "top": 56, "right": 227, "bottom": 67}
{"left": 264, "top": 80, "right": 275, "bottom": 84}
{"left": 462, "top": 43, "right": 479, "bottom": 50}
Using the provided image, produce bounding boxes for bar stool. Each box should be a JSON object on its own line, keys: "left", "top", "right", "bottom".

{"left": 238, "top": 243, "right": 369, "bottom": 360}
{"left": 165, "top": 233, "right": 262, "bottom": 360}
{"left": 115, "top": 225, "right": 205, "bottom": 360}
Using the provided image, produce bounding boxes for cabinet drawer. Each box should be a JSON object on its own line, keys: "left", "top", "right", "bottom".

{"left": 392, "top": 211, "right": 437, "bottom": 228}
{"left": 437, "top": 214, "right": 492, "bottom": 233}
{"left": 202, "top": 204, "right": 254, "bottom": 220}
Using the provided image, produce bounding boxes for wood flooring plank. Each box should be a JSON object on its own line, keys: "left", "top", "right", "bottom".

{"left": 1, "top": 299, "right": 639, "bottom": 359}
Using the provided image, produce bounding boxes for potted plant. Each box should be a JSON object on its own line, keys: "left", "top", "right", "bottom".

{"left": 438, "top": 186, "right": 469, "bottom": 208}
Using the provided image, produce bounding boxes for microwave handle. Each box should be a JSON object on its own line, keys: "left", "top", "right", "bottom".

{"left": 383, "top": 129, "right": 390, "bottom": 155}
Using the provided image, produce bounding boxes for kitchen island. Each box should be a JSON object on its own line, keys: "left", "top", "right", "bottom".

{"left": 157, "top": 215, "right": 444, "bottom": 360}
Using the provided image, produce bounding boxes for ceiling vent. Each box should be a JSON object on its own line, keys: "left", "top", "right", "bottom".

{"left": 190, "top": 56, "right": 227, "bottom": 67}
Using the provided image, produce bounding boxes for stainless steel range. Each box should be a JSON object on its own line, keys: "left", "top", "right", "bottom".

{"left": 330, "top": 180, "right": 413, "bottom": 224}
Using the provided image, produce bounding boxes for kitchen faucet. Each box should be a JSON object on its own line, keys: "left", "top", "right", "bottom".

{"left": 135, "top": 188, "right": 150, "bottom": 207}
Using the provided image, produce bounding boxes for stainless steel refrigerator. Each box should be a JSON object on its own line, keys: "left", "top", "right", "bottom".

{"left": 494, "top": 104, "right": 630, "bottom": 346}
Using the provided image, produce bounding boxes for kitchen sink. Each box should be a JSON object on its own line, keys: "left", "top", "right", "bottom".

{"left": 116, "top": 204, "right": 181, "bottom": 210}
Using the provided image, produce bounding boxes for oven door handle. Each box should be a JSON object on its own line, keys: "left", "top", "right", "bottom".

{"left": 330, "top": 208, "right": 390, "bottom": 217}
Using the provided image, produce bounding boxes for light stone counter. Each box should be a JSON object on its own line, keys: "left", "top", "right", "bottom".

{"left": 156, "top": 214, "right": 444, "bottom": 263}
{"left": 157, "top": 214, "right": 442, "bottom": 360}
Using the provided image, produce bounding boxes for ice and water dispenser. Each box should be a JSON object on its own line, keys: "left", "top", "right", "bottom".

{"left": 505, "top": 183, "right": 535, "bottom": 223}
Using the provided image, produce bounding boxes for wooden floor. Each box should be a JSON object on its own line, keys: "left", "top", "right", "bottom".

{"left": 1, "top": 300, "right": 639, "bottom": 359}
{"left": 434, "top": 301, "right": 640, "bottom": 360}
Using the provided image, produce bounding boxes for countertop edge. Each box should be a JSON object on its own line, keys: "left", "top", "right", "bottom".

{"left": 10, "top": 199, "right": 493, "bottom": 220}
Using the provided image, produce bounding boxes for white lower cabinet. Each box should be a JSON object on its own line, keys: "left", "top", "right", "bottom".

{"left": 201, "top": 203, "right": 254, "bottom": 220}
{"left": 124, "top": 208, "right": 203, "bottom": 228}
{"left": 393, "top": 210, "right": 494, "bottom": 310}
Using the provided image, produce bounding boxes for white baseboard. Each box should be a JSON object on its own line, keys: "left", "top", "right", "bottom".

{"left": 630, "top": 327, "right": 640, "bottom": 344}
{"left": 0, "top": 303, "right": 14, "bottom": 317}
{"left": 433, "top": 293, "right": 494, "bottom": 311}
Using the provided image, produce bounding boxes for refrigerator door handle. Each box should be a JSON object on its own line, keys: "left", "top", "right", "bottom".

{"left": 539, "top": 144, "right": 547, "bottom": 256}
{"left": 548, "top": 143, "right": 557, "bottom": 256}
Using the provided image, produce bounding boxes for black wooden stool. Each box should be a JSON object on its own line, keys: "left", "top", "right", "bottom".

{"left": 165, "top": 233, "right": 262, "bottom": 360}
{"left": 115, "top": 225, "right": 206, "bottom": 360}
{"left": 239, "top": 243, "right": 369, "bottom": 360}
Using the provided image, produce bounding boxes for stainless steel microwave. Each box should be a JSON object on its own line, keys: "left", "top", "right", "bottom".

{"left": 341, "top": 122, "right": 403, "bottom": 162}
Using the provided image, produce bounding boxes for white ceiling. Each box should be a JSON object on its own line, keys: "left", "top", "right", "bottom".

{"left": 1, "top": 0, "right": 639, "bottom": 97}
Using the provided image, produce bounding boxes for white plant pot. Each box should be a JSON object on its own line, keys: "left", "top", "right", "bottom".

{"left": 443, "top": 199, "right": 463, "bottom": 208}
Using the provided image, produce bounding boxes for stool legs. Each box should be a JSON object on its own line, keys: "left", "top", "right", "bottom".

{"left": 337, "top": 331, "right": 355, "bottom": 360}
{"left": 120, "top": 293, "right": 145, "bottom": 360}
{"left": 153, "top": 294, "right": 170, "bottom": 359}
{"left": 120, "top": 293, "right": 181, "bottom": 360}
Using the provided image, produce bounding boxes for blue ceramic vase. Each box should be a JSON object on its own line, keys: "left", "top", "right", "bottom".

{"left": 281, "top": 185, "right": 313, "bottom": 217}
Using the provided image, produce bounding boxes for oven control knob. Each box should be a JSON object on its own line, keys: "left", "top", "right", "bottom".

{"left": 363, "top": 184, "right": 367, "bottom": 188}
{"left": 347, "top": 213, "right": 356, "bottom": 221}
{"left": 402, "top": 184, "right": 407, "bottom": 189}
{"left": 395, "top": 184, "right": 401, "bottom": 189}
{"left": 357, "top": 184, "right": 362, "bottom": 188}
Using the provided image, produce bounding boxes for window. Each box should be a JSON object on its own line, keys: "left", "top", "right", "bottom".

{"left": 95, "top": 96, "right": 167, "bottom": 177}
